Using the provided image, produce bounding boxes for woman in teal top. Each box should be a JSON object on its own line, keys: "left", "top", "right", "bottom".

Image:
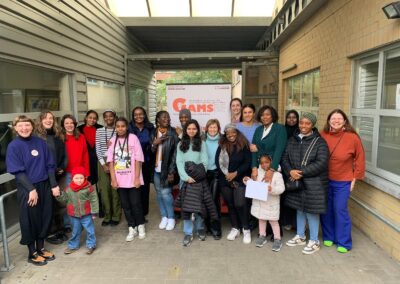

{"left": 204, "top": 119, "right": 222, "bottom": 240}
{"left": 251, "top": 105, "right": 287, "bottom": 183}
{"left": 176, "top": 119, "right": 208, "bottom": 247}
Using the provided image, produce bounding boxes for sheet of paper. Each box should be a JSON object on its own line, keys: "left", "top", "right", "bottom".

{"left": 245, "top": 180, "right": 269, "bottom": 201}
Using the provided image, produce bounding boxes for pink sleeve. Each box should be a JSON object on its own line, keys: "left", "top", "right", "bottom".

{"left": 130, "top": 134, "right": 144, "bottom": 162}
{"left": 106, "top": 137, "right": 115, "bottom": 163}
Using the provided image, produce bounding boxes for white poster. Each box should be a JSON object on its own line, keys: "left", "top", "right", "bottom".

{"left": 166, "top": 84, "right": 231, "bottom": 131}
{"left": 396, "top": 84, "right": 400, "bottom": 110}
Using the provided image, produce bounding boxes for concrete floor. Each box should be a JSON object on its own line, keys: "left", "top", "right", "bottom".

{"left": 1, "top": 190, "right": 399, "bottom": 284}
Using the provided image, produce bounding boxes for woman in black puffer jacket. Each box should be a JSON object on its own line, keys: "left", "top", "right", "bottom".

{"left": 281, "top": 112, "right": 329, "bottom": 255}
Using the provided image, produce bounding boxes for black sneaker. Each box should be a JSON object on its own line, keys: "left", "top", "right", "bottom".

{"left": 212, "top": 231, "right": 222, "bottom": 240}
{"left": 197, "top": 230, "right": 206, "bottom": 241}
{"left": 60, "top": 233, "right": 68, "bottom": 241}
{"left": 182, "top": 235, "right": 193, "bottom": 247}
{"left": 109, "top": 220, "right": 119, "bottom": 226}
{"left": 46, "top": 234, "right": 63, "bottom": 245}
{"left": 101, "top": 220, "right": 110, "bottom": 226}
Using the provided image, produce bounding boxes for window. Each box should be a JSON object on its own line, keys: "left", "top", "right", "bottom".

{"left": 86, "top": 78, "right": 125, "bottom": 122}
{"left": 0, "top": 60, "right": 73, "bottom": 236}
{"left": 352, "top": 45, "right": 400, "bottom": 196}
{"left": 285, "top": 69, "right": 320, "bottom": 117}
{"left": 129, "top": 86, "right": 147, "bottom": 113}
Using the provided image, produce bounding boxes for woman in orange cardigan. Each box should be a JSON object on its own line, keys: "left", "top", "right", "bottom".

{"left": 320, "top": 109, "right": 365, "bottom": 253}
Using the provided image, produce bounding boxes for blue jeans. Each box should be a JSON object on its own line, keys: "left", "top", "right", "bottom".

{"left": 153, "top": 172, "right": 174, "bottom": 219}
{"left": 68, "top": 215, "right": 96, "bottom": 249}
{"left": 297, "top": 210, "right": 320, "bottom": 241}
{"left": 183, "top": 213, "right": 204, "bottom": 236}
{"left": 321, "top": 180, "right": 352, "bottom": 249}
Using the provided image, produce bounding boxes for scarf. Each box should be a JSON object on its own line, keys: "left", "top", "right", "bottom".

{"left": 69, "top": 180, "right": 90, "bottom": 192}
{"left": 218, "top": 148, "right": 230, "bottom": 176}
{"left": 155, "top": 127, "right": 167, "bottom": 167}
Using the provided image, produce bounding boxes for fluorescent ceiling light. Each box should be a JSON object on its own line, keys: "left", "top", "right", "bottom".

{"left": 149, "top": 0, "right": 190, "bottom": 17}
{"left": 192, "top": 0, "right": 232, "bottom": 17}
{"left": 234, "top": 0, "right": 275, "bottom": 17}
{"left": 108, "top": 0, "right": 149, "bottom": 17}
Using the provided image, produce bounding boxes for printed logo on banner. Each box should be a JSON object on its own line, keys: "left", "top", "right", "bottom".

{"left": 167, "top": 84, "right": 232, "bottom": 130}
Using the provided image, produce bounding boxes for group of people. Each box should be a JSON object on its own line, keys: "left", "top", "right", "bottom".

{"left": 5, "top": 98, "right": 365, "bottom": 266}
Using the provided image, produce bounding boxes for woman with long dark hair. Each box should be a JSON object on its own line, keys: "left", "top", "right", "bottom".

{"left": 320, "top": 109, "right": 365, "bottom": 253}
{"left": 129, "top": 107, "right": 155, "bottom": 219}
{"left": 61, "top": 114, "right": 90, "bottom": 181}
{"left": 78, "top": 110, "right": 102, "bottom": 185}
{"left": 176, "top": 119, "right": 209, "bottom": 246}
{"left": 216, "top": 124, "right": 252, "bottom": 244}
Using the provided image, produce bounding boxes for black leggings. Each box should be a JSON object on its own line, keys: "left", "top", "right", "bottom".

{"left": 220, "top": 185, "right": 249, "bottom": 230}
{"left": 118, "top": 188, "right": 144, "bottom": 228}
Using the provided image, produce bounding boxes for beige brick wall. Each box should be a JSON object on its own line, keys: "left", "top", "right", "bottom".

{"left": 276, "top": 0, "right": 400, "bottom": 260}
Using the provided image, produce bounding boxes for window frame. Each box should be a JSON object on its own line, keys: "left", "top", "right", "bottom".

{"left": 351, "top": 43, "right": 400, "bottom": 199}
{"left": 284, "top": 68, "right": 320, "bottom": 116}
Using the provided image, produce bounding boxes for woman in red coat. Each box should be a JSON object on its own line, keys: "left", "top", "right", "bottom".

{"left": 61, "top": 114, "right": 90, "bottom": 186}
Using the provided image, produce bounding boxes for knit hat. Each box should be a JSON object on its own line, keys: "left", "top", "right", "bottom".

{"left": 224, "top": 123, "right": 237, "bottom": 133}
{"left": 179, "top": 109, "right": 191, "bottom": 120}
{"left": 301, "top": 112, "right": 317, "bottom": 126}
{"left": 71, "top": 166, "right": 87, "bottom": 178}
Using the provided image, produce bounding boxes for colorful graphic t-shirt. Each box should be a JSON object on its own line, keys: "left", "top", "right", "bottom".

{"left": 106, "top": 134, "right": 144, "bottom": 188}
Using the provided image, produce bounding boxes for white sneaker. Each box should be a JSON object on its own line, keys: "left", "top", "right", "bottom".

{"left": 159, "top": 217, "right": 168, "bottom": 229}
{"left": 126, "top": 226, "right": 137, "bottom": 242}
{"left": 242, "top": 229, "right": 251, "bottom": 244}
{"left": 302, "top": 240, "right": 320, "bottom": 254}
{"left": 165, "top": 218, "right": 175, "bottom": 231}
{"left": 226, "top": 228, "right": 240, "bottom": 241}
{"left": 138, "top": 224, "right": 146, "bottom": 239}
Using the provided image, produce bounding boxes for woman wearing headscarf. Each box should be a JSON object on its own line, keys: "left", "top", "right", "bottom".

{"left": 281, "top": 110, "right": 300, "bottom": 231}
{"left": 175, "top": 109, "right": 192, "bottom": 139}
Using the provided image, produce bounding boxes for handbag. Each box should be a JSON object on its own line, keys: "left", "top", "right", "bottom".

{"left": 285, "top": 179, "right": 304, "bottom": 191}
{"left": 285, "top": 137, "right": 319, "bottom": 191}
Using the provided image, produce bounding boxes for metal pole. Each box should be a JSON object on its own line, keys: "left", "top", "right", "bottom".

{"left": 0, "top": 189, "right": 17, "bottom": 272}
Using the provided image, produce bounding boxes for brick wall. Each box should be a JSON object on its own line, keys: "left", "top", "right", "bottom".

{"left": 276, "top": 0, "right": 400, "bottom": 260}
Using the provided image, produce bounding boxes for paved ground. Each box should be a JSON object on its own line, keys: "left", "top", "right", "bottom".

{"left": 1, "top": 190, "right": 399, "bottom": 284}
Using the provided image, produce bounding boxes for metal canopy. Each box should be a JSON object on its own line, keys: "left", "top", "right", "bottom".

{"left": 125, "top": 20, "right": 274, "bottom": 70}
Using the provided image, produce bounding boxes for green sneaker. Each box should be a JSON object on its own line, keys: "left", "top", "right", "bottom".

{"left": 323, "top": 240, "right": 333, "bottom": 247}
{"left": 337, "top": 246, "right": 348, "bottom": 253}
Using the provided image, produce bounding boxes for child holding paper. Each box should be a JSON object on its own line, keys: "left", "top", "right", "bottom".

{"left": 243, "top": 155, "right": 285, "bottom": 251}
